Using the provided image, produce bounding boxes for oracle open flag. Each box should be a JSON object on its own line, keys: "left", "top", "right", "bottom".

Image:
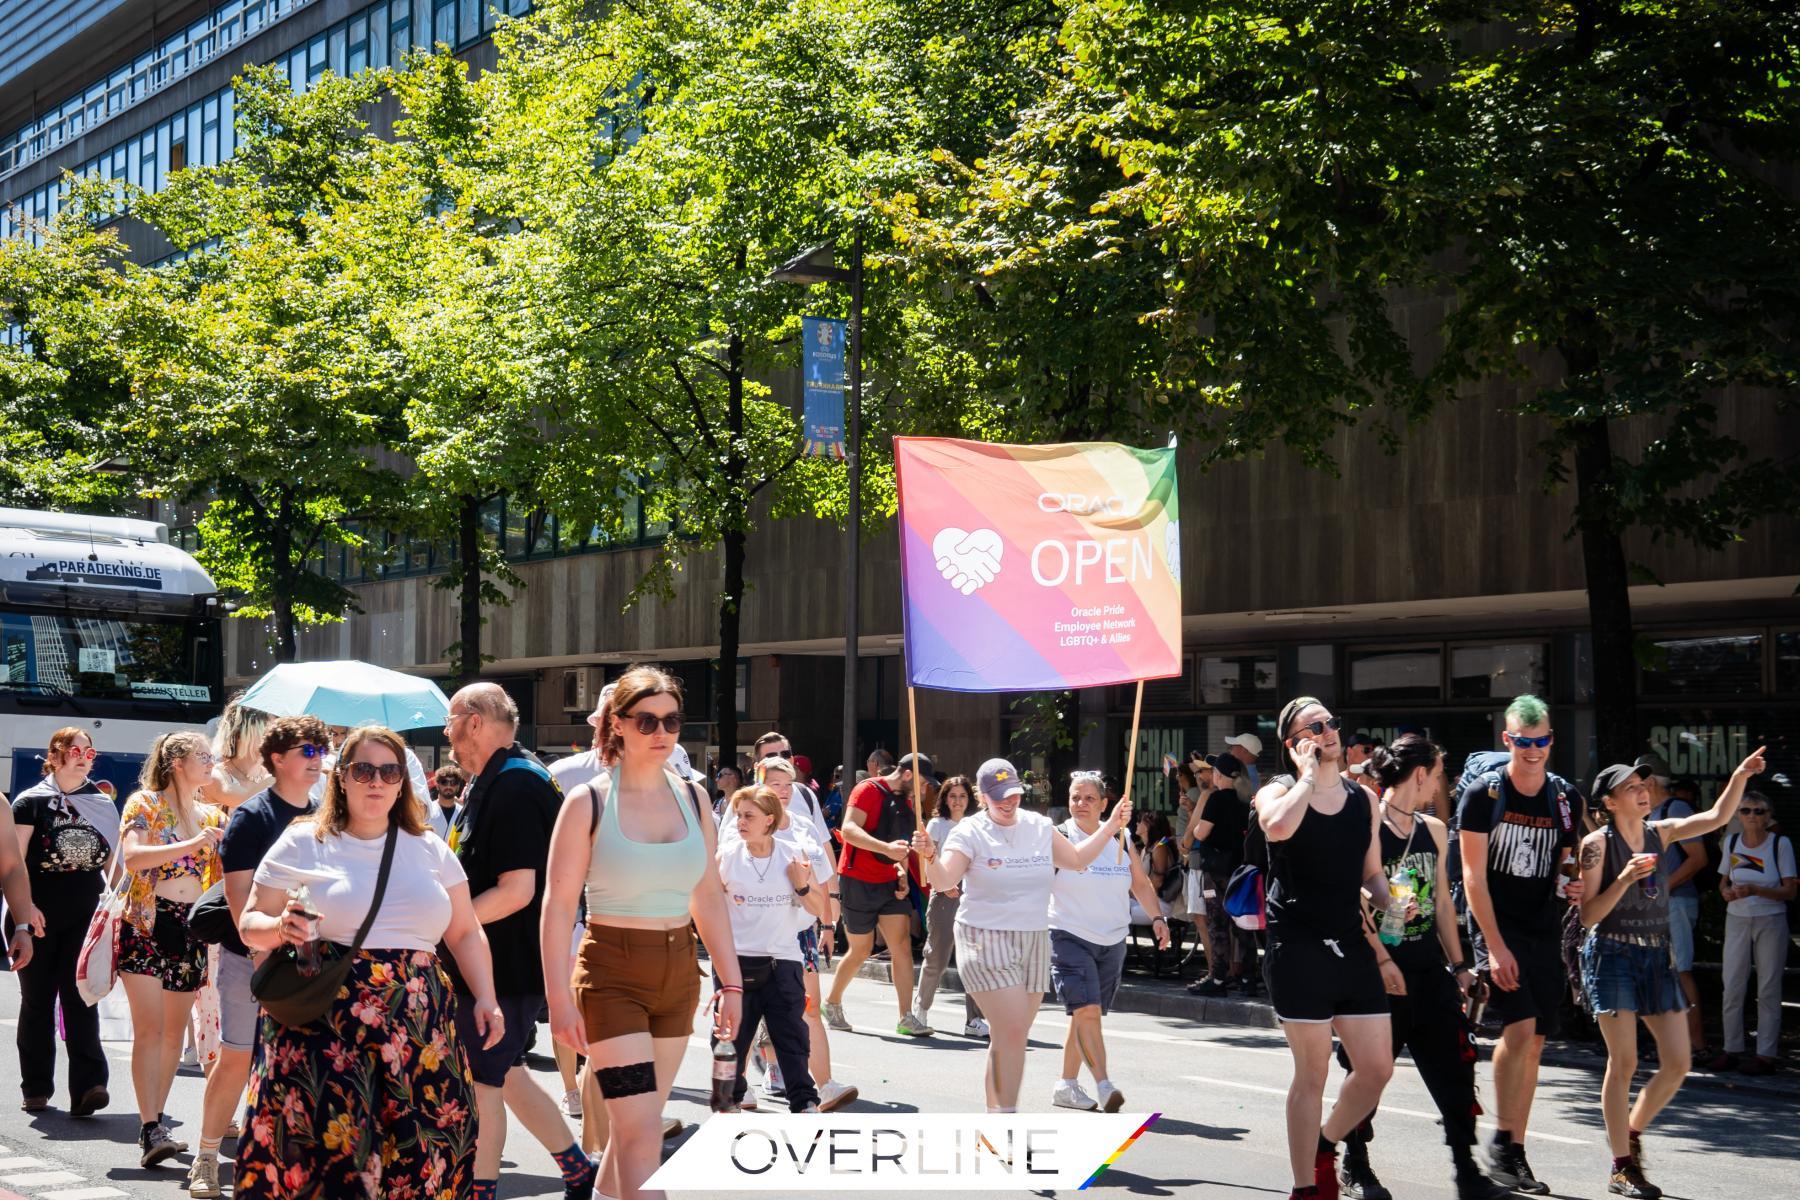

{"left": 895, "top": 437, "right": 1182, "bottom": 692}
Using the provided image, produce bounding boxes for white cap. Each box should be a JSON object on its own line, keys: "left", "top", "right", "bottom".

{"left": 1224, "top": 732, "right": 1263, "bottom": 756}
{"left": 668, "top": 744, "right": 706, "bottom": 783}
{"left": 584, "top": 682, "right": 618, "bottom": 729}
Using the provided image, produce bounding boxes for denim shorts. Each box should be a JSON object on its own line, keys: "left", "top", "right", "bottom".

{"left": 1048, "top": 929, "right": 1127, "bottom": 1014}
{"left": 1581, "top": 934, "right": 1687, "bottom": 1017}
{"left": 218, "top": 948, "right": 260, "bottom": 1051}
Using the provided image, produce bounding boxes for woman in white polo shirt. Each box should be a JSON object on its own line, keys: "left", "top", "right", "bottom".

{"left": 1049, "top": 770, "right": 1170, "bottom": 1113}
{"left": 912, "top": 758, "right": 1131, "bottom": 1113}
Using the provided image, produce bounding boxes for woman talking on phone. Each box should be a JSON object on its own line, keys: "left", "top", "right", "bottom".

{"left": 1257, "top": 697, "right": 1397, "bottom": 1200}
{"left": 1576, "top": 746, "right": 1765, "bottom": 1200}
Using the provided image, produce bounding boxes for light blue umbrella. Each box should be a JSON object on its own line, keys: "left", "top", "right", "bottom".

{"left": 236, "top": 660, "right": 451, "bottom": 731}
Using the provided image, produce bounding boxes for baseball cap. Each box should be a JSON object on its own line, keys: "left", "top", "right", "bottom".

{"left": 794, "top": 753, "right": 813, "bottom": 778}
{"left": 667, "top": 743, "right": 707, "bottom": 784}
{"left": 1592, "top": 762, "right": 1651, "bottom": 801}
{"left": 1207, "top": 753, "right": 1243, "bottom": 780}
{"left": 1224, "top": 732, "right": 1263, "bottom": 756}
{"left": 977, "top": 757, "right": 1025, "bottom": 804}
{"left": 1632, "top": 752, "right": 1671, "bottom": 782}
{"left": 896, "top": 751, "right": 933, "bottom": 777}
{"left": 584, "top": 682, "right": 618, "bottom": 729}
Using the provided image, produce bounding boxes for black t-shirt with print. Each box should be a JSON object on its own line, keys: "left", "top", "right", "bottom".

{"left": 1456, "top": 769, "right": 1579, "bottom": 938}
{"left": 11, "top": 779, "right": 112, "bottom": 922}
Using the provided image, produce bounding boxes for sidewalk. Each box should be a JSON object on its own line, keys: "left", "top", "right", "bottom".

{"left": 839, "top": 957, "right": 1800, "bottom": 1101}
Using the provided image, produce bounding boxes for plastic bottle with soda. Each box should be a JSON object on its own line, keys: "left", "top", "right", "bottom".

{"left": 709, "top": 1037, "right": 739, "bottom": 1113}
{"left": 290, "top": 885, "right": 323, "bottom": 977}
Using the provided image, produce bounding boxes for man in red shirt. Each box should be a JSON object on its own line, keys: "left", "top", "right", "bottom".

{"left": 823, "top": 753, "right": 932, "bottom": 1037}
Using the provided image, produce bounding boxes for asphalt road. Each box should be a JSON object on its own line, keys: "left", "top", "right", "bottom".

{"left": 2, "top": 967, "right": 1794, "bottom": 1199}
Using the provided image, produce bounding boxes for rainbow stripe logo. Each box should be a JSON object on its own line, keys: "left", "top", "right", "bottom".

{"left": 1080, "top": 1111, "right": 1161, "bottom": 1189}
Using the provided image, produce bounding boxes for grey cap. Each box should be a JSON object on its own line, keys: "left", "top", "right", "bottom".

{"left": 977, "top": 757, "right": 1025, "bottom": 804}
{"left": 1593, "top": 762, "right": 1651, "bottom": 801}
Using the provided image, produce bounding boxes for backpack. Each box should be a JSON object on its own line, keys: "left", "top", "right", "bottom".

{"left": 1154, "top": 836, "right": 1185, "bottom": 904}
{"left": 1446, "top": 753, "right": 1577, "bottom": 917}
{"left": 1223, "top": 800, "right": 1269, "bottom": 930}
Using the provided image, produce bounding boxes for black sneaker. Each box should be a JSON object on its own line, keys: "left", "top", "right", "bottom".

{"left": 1339, "top": 1152, "right": 1393, "bottom": 1200}
{"left": 1608, "top": 1159, "right": 1662, "bottom": 1199}
{"left": 140, "top": 1123, "right": 182, "bottom": 1168}
{"left": 1492, "top": 1144, "right": 1550, "bottom": 1195}
{"left": 1187, "top": 977, "right": 1229, "bottom": 996}
{"left": 1454, "top": 1160, "right": 1511, "bottom": 1200}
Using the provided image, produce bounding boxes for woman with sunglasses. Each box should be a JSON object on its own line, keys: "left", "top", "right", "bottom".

{"left": 1576, "top": 747, "right": 1764, "bottom": 1198}
{"left": 1049, "top": 770, "right": 1169, "bottom": 1113}
{"left": 911, "top": 757, "right": 1132, "bottom": 1113}
{"left": 1258, "top": 697, "right": 1398, "bottom": 1200}
{"left": 1714, "top": 791, "right": 1796, "bottom": 1075}
{"left": 235, "top": 725, "right": 500, "bottom": 1198}
{"left": 917, "top": 775, "right": 984, "bottom": 1038}
{"left": 11, "top": 727, "right": 109, "bottom": 1117}
{"left": 542, "top": 664, "right": 741, "bottom": 1200}
{"left": 117, "top": 730, "right": 225, "bottom": 1166}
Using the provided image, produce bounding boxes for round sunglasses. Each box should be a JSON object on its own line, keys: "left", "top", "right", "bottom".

{"left": 621, "top": 710, "right": 683, "bottom": 736}
{"left": 342, "top": 761, "right": 406, "bottom": 785}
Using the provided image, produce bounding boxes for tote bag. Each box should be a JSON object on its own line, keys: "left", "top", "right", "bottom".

{"left": 76, "top": 859, "right": 130, "bottom": 1006}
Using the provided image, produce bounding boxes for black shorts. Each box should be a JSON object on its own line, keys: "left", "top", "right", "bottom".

{"left": 454, "top": 993, "right": 542, "bottom": 1089}
{"left": 1265, "top": 928, "right": 1389, "bottom": 1024}
{"left": 839, "top": 875, "right": 910, "bottom": 936}
{"left": 1473, "top": 927, "right": 1564, "bottom": 1038}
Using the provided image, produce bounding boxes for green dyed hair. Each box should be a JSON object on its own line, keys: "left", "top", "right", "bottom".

{"left": 1504, "top": 694, "right": 1550, "bottom": 730}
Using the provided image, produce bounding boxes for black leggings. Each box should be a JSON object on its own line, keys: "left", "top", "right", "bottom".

{"left": 1339, "top": 958, "right": 1480, "bottom": 1150}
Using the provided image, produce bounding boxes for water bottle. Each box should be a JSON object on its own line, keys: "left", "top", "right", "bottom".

{"left": 290, "top": 886, "right": 323, "bottom": 977}
{"left": 1379, "top": 870, "right": 1412, "bottom": 946}
{"left": 709, "top": 1037, "right": 739, "bottom": 1113}
{"left": 1464, "top": 975, "right": 1489, "bottom": 1026}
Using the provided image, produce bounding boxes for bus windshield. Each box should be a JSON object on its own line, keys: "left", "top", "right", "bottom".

{"left": 0, "top": 607, "right": 216, "bottom": 704}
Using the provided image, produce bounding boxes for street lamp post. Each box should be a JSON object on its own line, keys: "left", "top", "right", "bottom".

{"left": 771, "top": 229, "right": 863, "bottom": 800}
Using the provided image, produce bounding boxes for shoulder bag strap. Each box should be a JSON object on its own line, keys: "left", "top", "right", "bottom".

{"left": 347, "top": 823, "right": 400, "bottom": 954}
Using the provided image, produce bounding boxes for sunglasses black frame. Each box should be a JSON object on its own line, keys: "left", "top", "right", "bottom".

{"left": 1287, "top": 716, "right": 1343, "bottom": 742}
{"left": 622, "top": 710, "right": 684, "bottom": 736}
{"left": 761, "top": 748, "right": 794, "bottom": 759}
{"left": 343, "top": 761, "right": 407, "bottom": 785}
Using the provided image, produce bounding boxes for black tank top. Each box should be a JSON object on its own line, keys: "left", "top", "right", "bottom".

{"left": 1267, "top": 777, "right": 1371, "bottom": 941}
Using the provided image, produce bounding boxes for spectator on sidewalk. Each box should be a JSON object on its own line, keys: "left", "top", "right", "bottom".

{"left": 1713, "top": 791, "right": 1796, "bottom": 1075}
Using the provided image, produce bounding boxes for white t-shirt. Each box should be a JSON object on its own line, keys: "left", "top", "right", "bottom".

{"left": 943, "top": 811, "right": 1057, "bottom": 932}
{"left": 1725, "top": 832, "right": 1797, "bottom": 918}
{"left": 550, "top": 749, "right": 604, "bottom": 795}
{"left": 255, "top": 824, "right": 466, "bottom": 951}
{"left": 717, "top": 810, "right": 835, "bottom": 886}
{"left": 717, "top": 840, "right": 814, "bottom": 959}
{"left": 1049, "top": 820, "right": 1136, "bottom": 945}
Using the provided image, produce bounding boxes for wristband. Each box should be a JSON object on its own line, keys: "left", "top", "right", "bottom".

{"left": 1151, "top": 916, "right": 1167, "bottom": 925}
{"left": 794, "top": 884, "right": 811, "bottom": 897}
{"left": 13, "top": 923, "right": 30, "bottom": 938}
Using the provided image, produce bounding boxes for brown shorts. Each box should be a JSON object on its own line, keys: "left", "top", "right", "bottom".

{"left": 572, "top": 923, "right": 703, "bottom": 1044}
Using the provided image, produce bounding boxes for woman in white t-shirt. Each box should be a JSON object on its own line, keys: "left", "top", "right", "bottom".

{"left": 234, "top": 726, "right": 501, "bottom": 1199}
{"left": 715, "top": 786, "right": 832, "bottom": 1112}
{"left": 1049, "top": 771, "right": 1169, "bottom": 1114}
{"left": 912, "top": 757, "right": 1130, "bottom": 1113}
{"left": 917, "top": 774, "right": 985, "bottom": 1037}
{"left": 1713, "top": 792, "right": 1797, "bottom": 1074}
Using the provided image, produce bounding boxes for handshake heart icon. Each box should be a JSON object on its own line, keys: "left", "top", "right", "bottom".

{"left": 932, "top": 527, "right": 1004, "bottom": 595}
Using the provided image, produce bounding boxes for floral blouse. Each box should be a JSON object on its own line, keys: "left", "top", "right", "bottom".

{"left": 119, "top": 791, "right": 223, "bottom": 934}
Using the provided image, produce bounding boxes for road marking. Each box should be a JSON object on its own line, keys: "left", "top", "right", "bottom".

{"left": 0, "top": 1173, "right": 85, "bottom": 1187}
{"left": 36, "top": 1189, "right": 131, "bottom": 1199}
{"left": 1181, "top": 1077, "right": 1591, "bottom": 1145}
{"left": 0, "top": 1161, "right": 46, "bottom": 1171}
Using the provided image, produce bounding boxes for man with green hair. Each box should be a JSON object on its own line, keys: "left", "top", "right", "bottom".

{"left": 1457, "top": 694, "right": 1585, "bottom": 1195}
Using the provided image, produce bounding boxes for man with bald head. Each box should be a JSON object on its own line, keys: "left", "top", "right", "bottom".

{"left": 444, "top": 683, "right": 594, "bottom": 1200}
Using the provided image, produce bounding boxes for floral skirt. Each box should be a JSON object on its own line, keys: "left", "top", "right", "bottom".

{"left": 235, "top": 949, "right": 476, "bottom": 1200}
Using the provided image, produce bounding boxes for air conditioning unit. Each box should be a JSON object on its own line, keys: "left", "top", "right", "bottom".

{"left": 561, "top": 667, "right": 604, "bottom": 713}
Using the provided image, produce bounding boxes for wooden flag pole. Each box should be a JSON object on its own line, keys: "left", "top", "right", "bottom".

{"left": 1117, "top": 679, "right": 1146, "bottom": 859}
{"left": 908, "top": 685, "right": 924, "bottom": 834}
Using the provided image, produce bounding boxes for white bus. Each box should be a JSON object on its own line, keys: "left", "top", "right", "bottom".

{"left": 1, "top": 507, "right": 223, "bottom": 799}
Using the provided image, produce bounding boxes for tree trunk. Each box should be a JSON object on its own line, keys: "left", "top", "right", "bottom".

{"left": 456, "top": 493, "right": 483, "bottom": 685}
{"left": 717, "top": 526, "right": 745, "bottom": 775}
{"left": 1572, "top": 415, "right": 1639, "bottom": 762}
{"left": 271, "top": 504, "right": 298, "bottom": 662}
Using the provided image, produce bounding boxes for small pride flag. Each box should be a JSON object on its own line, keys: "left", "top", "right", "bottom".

{"left": 895, "top": 437, "right": 1182, "bottom": 692}
{"left": 1080, "top": 1111, "right": 1162, "bottom": 1189}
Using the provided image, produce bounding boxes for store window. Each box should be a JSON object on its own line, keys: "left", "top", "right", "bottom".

{"left": 1641, "top": 632, "right": 1763, "bottom": 697}
{"left": 1348, "top": 647, "right": 1442, "bottom": 702}
{"left": 1775, "top": 630, "right": 1800, "bottom": 694}
{"left": 1198, "top": 651, "right": 1276, "bottom": 706}
{"left": 1450, "top": 643, "right": 1545, "bottom": 700}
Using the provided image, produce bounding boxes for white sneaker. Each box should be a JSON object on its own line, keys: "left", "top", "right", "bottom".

{"left": 823, "top": 1001, "right": 852, "bottom": 1032}
{"left": 186, "top": 1154, "right": 221, "bottom": 1198}
{"left": 817, "top": 1080, "right": 859, "bottom": 1112}
{"left": 561, "top": 1088, "right": 583, "bottom": 1118}
{"left": 1052, "top": 1079, "right": 1099, "bottom": 1111}
{"left": 896, "top": 1011, "right": 932, "bottom": 1037}
{"left": 181, "top": 1044, "right": 200, "bottom": 1068}
{"left": 1096, "top": 1080, "right": 1125, "bottom": 1113}
{"left": 963, "top": 1018, "right": 990, "bottom": 1038}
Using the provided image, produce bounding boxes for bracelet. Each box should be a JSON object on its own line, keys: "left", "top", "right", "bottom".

{"left": 1151, "top": 916, "right": 1167, "bottom": 925}
{"left": 829, "top": 892, "right": 841, "bottom": 900}
{"left": 1376, "top": 957, "right": 1394, "bottom": 968}
{"left": 12, "top": 923, "right": 30, "bottom": 937}
{"left": 719, "top": 984, "right": 743, "bottom": 994}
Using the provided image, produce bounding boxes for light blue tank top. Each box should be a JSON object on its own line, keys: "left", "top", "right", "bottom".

{"left": 584, "top": 766, "right": 708, "bottom": 920}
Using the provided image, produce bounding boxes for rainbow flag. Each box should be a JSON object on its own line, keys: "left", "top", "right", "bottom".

{"left": 895, "top": 437, "right": 1182, "bottom": 692}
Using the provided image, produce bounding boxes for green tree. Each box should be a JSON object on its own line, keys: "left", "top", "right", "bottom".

{"left": 116, "top": 65, "right": 406, "bottom": 661}
{"left": 899, "top": 1, "right": 1800, "bottom": 755}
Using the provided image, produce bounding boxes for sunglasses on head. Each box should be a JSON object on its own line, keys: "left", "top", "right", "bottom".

{"left": 343, "top": 761, "right": 406, "bottom": 785}
{"left": 1506, "top": 732, "right": 1554, "bottom": 749}
{"left": 622, "top": 711, "right": 683, "bottom": 736}
{"left": 1070, "top": 769, "right": 1103, "bottom": 783}
{"left": 1287, "top": 716, "right": 1342, "bottom": 740}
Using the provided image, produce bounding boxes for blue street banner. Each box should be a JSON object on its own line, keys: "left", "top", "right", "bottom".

{"left": 801, "top": 316, "right": 848, "bottom": 459}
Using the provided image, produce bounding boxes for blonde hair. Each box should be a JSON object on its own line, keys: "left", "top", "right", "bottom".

{"left": 730, "top": 785, "right": 789, "bottom": 831}
{"left": 137, "top": 730, "right": 212, "bottom": 837}
{"left": 313, "top": 725, "right": 428, "bottom": 840}
{"left": 213, "top": 696, "right": 269, "bottom": 764}
{"left": 603, "top": 664, "right": 683, "bottom": 765}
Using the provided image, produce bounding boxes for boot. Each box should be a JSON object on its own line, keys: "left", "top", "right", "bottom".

{"left": 1338, "top": 1138, "right": 1392, "bottom": 1200}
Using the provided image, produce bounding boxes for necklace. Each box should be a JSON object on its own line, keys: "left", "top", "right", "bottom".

{"left": 990, "top": 815, "right": 1022, "bottom": 847}
{"left": 747, "top": 845, "right": 775, "bottom": 883}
